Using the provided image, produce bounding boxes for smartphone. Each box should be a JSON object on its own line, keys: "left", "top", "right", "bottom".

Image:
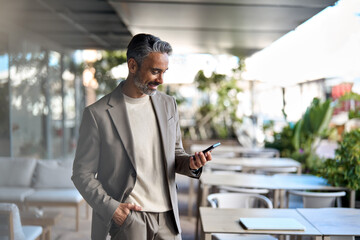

{"left": 193, "top": 142, "right": 221, "bottom": 158}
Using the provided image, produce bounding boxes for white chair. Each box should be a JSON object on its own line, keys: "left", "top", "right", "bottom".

{"left": 205, "top": 164, "right": 242, "bottom": 172}
{"left": 207, "top": 192, "right": 273, "bottom": 209}
{"left": 211, "top": 171, "right": 271, "bottom": 199}
{"left": 254, "top": 167, "right": 298, "bottom": 175}
{"left": 287, "top": 190, "right": 346, "bottom": 208}
{"left": 207, "top": 193, "right": 277, "bottom": 240}
{"left": 288, "top": 191, "right": 352, "bottom": 240}
{"left": 218, "top": 186, "right": 269, "bottom": 194}
{"left": 0, "top": 203, "right": 42, "bottom": 240}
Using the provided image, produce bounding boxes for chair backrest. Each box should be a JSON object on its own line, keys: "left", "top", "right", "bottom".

{"left": 207, "top": 192, "right": 273, "bottom": 209}
{"left": 254, "top": 167, "right": 298, "bottom": 175}
{"left": 289, "top": 190, "right": 346, "bottom": 208}
{"left": 218, "top": 186, "right": 269, "bottom": 194}
{"left": 0, "top": 203, "right": 25, "bottom": 240}
{"left": 206, "top": 164, "right": 243, "bottom": 172}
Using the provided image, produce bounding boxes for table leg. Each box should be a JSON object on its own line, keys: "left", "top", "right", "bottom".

{"left": 286, "top": 191, "right": 290, "bottom": 208}
{"left": 280, "top": 189, "right": 286, "bottom": 208}
{"left": 86, "top": 202, "right": 90, "bottom": 219}
{"left": 273, "top": 189, "right": 279, "bottom": 208}
{"left": 188, "top": 178, "right": 194, "bottom": 217}
{"left": 350, "top": 190, "right": 355, "bottom": 208}
{"left": 39, "top": 226, "right": 50, "bottom": 240}
{"left": 76, "top": 205, "right": 80, "bottom": 231}
{"left": 195, "top": 181, "right": 202, "bottom": 240}
{"left": 201, "top": 185, "right": 209, "bottom": 207}
{"left": 195, "top": 182, "right": 210, "bottom": 240}
{"left": 45, "top": 227, "right": 51, "bottom": 240}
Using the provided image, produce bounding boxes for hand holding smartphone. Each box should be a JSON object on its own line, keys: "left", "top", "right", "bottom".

{"left": 193, "top": 142, "right": 221, "bottom": 159}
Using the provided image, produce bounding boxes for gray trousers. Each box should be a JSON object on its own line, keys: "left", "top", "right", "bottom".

{"left": 109, "top": 210, "right": 182, "bottom": 240}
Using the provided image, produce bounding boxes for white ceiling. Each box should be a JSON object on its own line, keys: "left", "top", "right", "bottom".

{"left": 0, "top": 0, "right": 133, "bottom": 50}
{"left": 109, "top": 0, "right": 337, "bottom": 56}
{"left": 0, "top": 0, "right": 337, "bottom": 56}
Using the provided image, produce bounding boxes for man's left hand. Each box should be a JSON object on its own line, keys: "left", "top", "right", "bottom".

{"left": 189, "top": 151, "right": 212, "bottom": 170}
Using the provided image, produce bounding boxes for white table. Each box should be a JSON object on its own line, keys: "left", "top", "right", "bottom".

{"left": 297, "top": 208, "right": 360, "bottom": 239}
{"left": 200, "top": 207, "right": 322, "bottom": 240}
{"left": 190, "top": 157, "right": 301, "bottom": 217}
{"left": 195, "top": 172, "right": 281, "bottom": 240}
{"left": 195, "top": 172, "right": 352, "bottom": 238}
{"left": 191, "top": 144, "right": 280, "bottom": 157}
{"left": 208, "top": 157, "right": 301, "bottom": 174}
{"left": 188, "top": 144, "right": 280, "bottom": 217}
{"left": 272, "top": 174, "right": 350, "bottom": 208}
{"left": 199, "top": 172, "right": 350, "bottom": 208}
{"left": 21, "top": 211, "right": 62, "bottom": 240}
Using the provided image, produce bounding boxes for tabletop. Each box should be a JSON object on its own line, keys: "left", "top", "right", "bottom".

{"left": 199, "top": 172, "right": 347, "bottom": 208}
{"left": 200, "top": 207, "right": 322, "bottom": 239}
{"left": 191, "top": 144, "right": 280, "bottom": 157}
{"left": 272, "top": 174, "right": 345, "bottom": 191}
{"left": 297, "top": 208, "right": 360, "bottom": 237}
{"left": 200, "top": 172, "right": 277, "bottom": 190}
{"left": 20, "top": 211, "right": 62, "bottom": 226}
{"left": 208, "top": 157, "right": 301, "bottom": 173}
{"left": 200, "top": 172, "right": 339, "bottom": 191}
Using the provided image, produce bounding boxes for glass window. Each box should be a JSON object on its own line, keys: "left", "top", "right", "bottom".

{"left": 10, "top": 40, "right": 46, "bottom": 158}
{"left": 48, "top": 51, "right": 63, "bottom": 159}
{"left": 0, "top": 33, "right": 10, "bottom": 156}
{"left": 62, "top": 54, "right": 76, "bottom": 157}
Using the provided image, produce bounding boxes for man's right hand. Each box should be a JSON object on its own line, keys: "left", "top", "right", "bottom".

{"left": 112, "top": 203, "right": 142, "bottom": 226}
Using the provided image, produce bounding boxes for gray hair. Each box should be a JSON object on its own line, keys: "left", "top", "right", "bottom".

{"left": 127, "top": 33, "right": 172, "bottom": 66}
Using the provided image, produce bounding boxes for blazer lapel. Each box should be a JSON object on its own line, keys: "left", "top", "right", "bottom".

{"left": 151, "top": 93, "right": 169, "bottom": 161}
{"left": 107, "top": 84, "right": 136, "bottom": 169}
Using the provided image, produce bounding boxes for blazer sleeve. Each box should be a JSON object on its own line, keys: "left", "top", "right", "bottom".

{"left": 71, "top": 107, "right": 119, "bottom": 225}
{"left": 172, "top": 97, "right": 203, "bottom": 178}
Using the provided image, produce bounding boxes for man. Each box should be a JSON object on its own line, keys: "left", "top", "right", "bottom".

{"left": 72, "top": 33, "right": 212, "bottom": 240}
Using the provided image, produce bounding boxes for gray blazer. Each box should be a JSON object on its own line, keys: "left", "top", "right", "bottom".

{"left": 72, "top": 83, "right": 201, "bottom": 240}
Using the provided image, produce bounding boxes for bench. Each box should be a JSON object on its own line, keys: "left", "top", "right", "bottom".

{"left": 0, "top": 157, "right": 88, "bottom": 231}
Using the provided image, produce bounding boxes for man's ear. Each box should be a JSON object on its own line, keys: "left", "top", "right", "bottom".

{"left": 128, "top": 58, "right": 138, "bottom": 74}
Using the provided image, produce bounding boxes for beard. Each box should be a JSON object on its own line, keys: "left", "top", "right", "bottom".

{"left": 133, "top": 72, "right": 157, "bottom": 96}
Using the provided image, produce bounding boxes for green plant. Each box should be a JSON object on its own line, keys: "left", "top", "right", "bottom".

{"left": 338, "top": 91, "right": 360, "bottom": 119}
{"left": 319, "top": 129, "right": 360, "bottom": 191}
{"left": 194, "top": 70, "right": 242, "bottom": 139}
{"left": 264, "top": 123, "right": 295, "bottom": 156}
{"left": 265, "top": 98, "right": 335, "bottom": 173}
{"left": 93, "top": 50, "right": 127, "bottom": 96}
{"left": 292, "top": 98, "right": 334, "bottom": 172}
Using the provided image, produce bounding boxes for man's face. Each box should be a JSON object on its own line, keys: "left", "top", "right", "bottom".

{"left": 133, "top": 52, "right": 169, "bottom": 96}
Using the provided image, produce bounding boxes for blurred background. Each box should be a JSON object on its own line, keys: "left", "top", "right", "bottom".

{"left": 1, "top": 0, "right": 360, "bottom": 239}
{"left": 0, "top": 0, "right": 359, "bottom": 165}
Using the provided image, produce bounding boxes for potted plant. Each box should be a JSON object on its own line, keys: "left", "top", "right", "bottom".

{"left": 319, "top": 128, "right": 360, "bottom": 207}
